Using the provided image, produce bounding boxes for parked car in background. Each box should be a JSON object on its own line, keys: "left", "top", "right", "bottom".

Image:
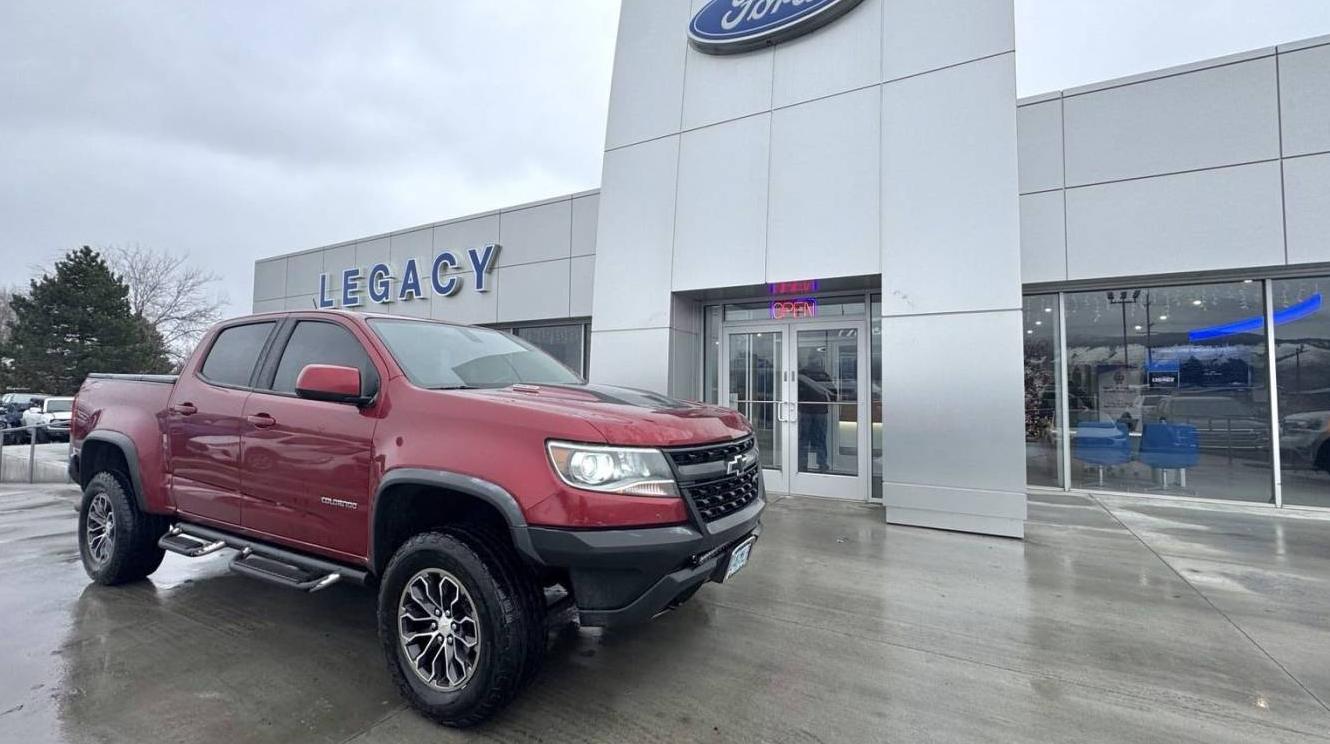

{"left": 20, "top": 396, "right": 75, "bottom": 442}
{"left": 1155, "top": 395, "right": 1269, "bottom": 454}
{"left": 1, "top": 392, "right": 49, "bottom": 443}
{"left": 1280, "top": 410, "right": 1330, "bottom": 473}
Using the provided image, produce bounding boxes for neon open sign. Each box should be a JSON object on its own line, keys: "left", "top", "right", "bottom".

{"left": 770, "top": 298, "right": 818, "bottom": 319}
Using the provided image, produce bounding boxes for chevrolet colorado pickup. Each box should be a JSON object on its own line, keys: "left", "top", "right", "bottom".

{"left": 69, "top": 310, "right": 763, "bottom": 726}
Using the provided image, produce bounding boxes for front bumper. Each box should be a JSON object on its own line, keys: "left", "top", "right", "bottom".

{"left": 527, "top": 494, "right": 764, "bottom": 627}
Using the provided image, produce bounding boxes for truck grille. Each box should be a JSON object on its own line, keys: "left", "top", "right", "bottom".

{"left": 682, "top": 465, "right": 762, "bottom": 522}
{"left": 665, "top": 437, "right": 762, "bottom": 522}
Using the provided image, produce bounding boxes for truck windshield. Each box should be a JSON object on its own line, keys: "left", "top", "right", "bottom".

{"left": 46, "top": 399, "right": 73, "bottom": 413}
{"left": 369, "top": 319, "right": 582, "bottom": 389}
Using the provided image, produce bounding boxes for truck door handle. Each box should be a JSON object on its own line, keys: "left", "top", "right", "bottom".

{"left": 246, "top": 413, "right": 276, "bottom": 429}
{"left": 170, "top": 403, "right": 197, "bottom": 416}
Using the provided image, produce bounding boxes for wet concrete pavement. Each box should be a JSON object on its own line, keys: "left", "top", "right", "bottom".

{"left": 0, "top": 485, "right": 1327, "bottom": 743}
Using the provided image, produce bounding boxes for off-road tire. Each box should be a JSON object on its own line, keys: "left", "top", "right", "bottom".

{"left": 378, "top": 529, "right": 545, "bottom": 728}
{"left": 78, "top": 471, "right": 168, "bottom": 585}
{"left": 451, "top": 523, "right": 548, "bottom": 688}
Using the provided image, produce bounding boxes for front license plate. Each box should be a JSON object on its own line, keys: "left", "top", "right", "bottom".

{"left": 723, "top": 537, "right": 756, "bottom": 580}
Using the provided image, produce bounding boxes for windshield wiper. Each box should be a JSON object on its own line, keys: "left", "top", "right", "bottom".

{"left": 430, "top": 384, "right": 476, "bottom": 390}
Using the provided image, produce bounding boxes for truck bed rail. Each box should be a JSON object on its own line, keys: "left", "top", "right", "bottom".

{"left": 86, "top": 374, "right": 179, "bottom": 384}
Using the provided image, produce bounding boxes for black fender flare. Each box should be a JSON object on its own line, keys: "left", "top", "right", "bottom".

{"left": 79, "top": 431, "right": 149, "bottom": 512}
{"left": 370, "top": 468, "right": 541, "bottom": 573}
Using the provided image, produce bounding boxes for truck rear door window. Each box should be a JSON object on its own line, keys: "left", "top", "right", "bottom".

{"left": 200, "top": 322, "right": 276, "bottom": 387}
{"left": 270, "top": 321, "right": 378, "bottom": 396}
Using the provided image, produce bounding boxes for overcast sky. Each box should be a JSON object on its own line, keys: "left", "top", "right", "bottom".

{"left": 2, "top": 1, "right": 1329, "bottom": 315}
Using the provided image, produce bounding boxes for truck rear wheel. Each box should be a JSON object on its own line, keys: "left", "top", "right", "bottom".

{"left": 378, "top": 529, "right": 544, "bottom": 728}
{"left": 78, "top": 471, "right": 167, "bottom": 585}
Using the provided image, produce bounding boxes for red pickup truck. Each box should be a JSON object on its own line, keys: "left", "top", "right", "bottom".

{"left": 69, "top": 310, "right": 763, "bottom": 726}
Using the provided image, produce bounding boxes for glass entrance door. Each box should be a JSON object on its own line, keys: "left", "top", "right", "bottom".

{"left": 724, "top": 325, "right": 788, "bottom": 494}
{"left": 722, "top": 319, "right": 870, "bottom": 500}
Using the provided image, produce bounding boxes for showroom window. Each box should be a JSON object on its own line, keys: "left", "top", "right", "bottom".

{"left": 1272, "top": 278, "right": 1330, "bottom": 508}
{"left": 489, "top": 322, "right": 589, "bottom": 377}
{"left": 1047, "top": 280, "right": 1274, "bottom": 503}
{"left": 1024, "top": 295, "right": 1063, "bottom": 488}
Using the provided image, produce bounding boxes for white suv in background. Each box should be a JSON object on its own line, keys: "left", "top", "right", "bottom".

{"left": 20, "top": 396, "right": 74, "bottom": 443}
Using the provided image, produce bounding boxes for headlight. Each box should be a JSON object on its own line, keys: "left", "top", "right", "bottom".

{"left": 546, "top": 441, "right": 679, "bottom": 498}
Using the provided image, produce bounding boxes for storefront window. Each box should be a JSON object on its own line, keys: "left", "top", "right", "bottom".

{"left": 494, "top": 323, "right": 588, "bottom": 377}
{"left": 1063, "top": 281, "right": 1272, "bottom": 502}
{"left": 1272, "top": 277, "right": 1330, "bottom": 508}
{"left": 1024, "top": 295, "right": 1062, "bottom": 488}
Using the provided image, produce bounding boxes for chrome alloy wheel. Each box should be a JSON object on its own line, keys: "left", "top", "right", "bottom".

{"left": 85, "top": 493, "right": 116, "bottom": 567}
{"left": 398, "top": 568, "right": 482, "bottom": 692}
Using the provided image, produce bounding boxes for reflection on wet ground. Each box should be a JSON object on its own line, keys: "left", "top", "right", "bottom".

{"left": 0, "top": 485, "right": 1327, "bottom": 743}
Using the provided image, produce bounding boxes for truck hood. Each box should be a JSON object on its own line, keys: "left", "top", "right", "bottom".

{"left": 463, "top": 383, "right": 749, "bottom": 447}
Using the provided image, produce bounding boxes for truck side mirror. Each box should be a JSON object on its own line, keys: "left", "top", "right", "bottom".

{"left": 295, "top": 364, "right": 367, "bottom": 406}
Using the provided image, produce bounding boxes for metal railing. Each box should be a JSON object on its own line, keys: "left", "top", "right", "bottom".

{"left": 0, "top": 424, "right": 45, "bottom": 483}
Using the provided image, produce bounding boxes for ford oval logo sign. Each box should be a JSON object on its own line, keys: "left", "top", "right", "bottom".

{"left": 689, "top": 0, "right": 866, "bottom": 55}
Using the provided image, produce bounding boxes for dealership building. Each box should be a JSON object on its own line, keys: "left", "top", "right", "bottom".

{"left": 253, "top": 1, "right": 1330, "bottom": 538}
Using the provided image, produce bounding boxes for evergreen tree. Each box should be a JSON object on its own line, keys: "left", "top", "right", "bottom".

{"left": 6, "top": 246, "right": 172, "bottom": 394}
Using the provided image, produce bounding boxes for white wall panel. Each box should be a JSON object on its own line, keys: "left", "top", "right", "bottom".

{"left": 284, "top": 251, "right": 323, "bottom": 299}
{"left": 499, "top": 201, "right": 572, "bottom": 266}
{"left": 389, "top": 228, "right": 432, "bottom": 269}
{"left": 881, "top": 310, "right": 1027, "bottom": 537}
{"left": 284, "top": 294, "right": 316, "bottom": 311}
{"left": 390, "top": 297, "right": 431, "bottom": 319}
{"left": 1020, "top": 191, "right": 1066, "bottom": 284}
{"left": 1279, "top": 44, "right": 1330, "bottom": 157}
{"left": 604, "top": 0, "right": 690, "bottom": 149}
{"left": 768, "top": 87, "right": 880, "bottom": 283}
{"left": 430, "top": 282, "right": 497, "bottom": 325}
{"left": 1017, "top": 99, "right": 1063, "bottom": 194}
{"left": 592, "top": 136, "right": 680, "bottom": 331}
{"left": 253, "top": 259, "right": 287, "bottom": 302}
{"left": 571, "top": 194, "right": 600, "bottom": 256}
{"left": 1064, "top": 57, "right": 1280, "bottom": 186}
{"left": 1285, "top": 152, "right": 1330, "bottom": 266}
{"left": 772, "top": 0, "right": 882, "bottom": 108}
{"left": 882, "top": 54, "right": 1021, "bottom": 316}
{"left": 881, "top": 0, "right": 1013, "bottom": 80}
{"left": 569, "top": 255, "right": 595, "bottom": 317}
{"left": 1066, "top": 161, "right": 1286, "bottom": 280}
{"left": 355, "top": 237, "right": 389, "bottom": 268}
{"left": 497, "top": 260, "right": 571, "bottom": 322}
{"left": 432, "top": 216, "right": 500, "bottom": 258}
{"left": 589, "top": 328, "right": 672, "bottom": 391}
{"left": 682, "top": 43, "right": 772, "bottom": 130}
{"left": 673, "top": 114, "right": 770, "bottom": 291}
{"left": 252, "top": 298, "right": 284, "bottom": 314}
{"left": 321, "top": 244, "right": 358, "bottom": 300}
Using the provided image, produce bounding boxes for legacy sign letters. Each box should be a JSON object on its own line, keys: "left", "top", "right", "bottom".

{"left": 688, "top": 0, "right": 865, "bottom": 55}
{"left": 317, "top": 243, "right": 499, "bottom": 308}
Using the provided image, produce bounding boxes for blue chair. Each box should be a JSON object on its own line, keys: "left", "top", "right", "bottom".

{"left": 1138, "top": 423, "right": 1199, "bottom": 489}
{"left": 1073, "top": 422, "right": 1132, "bottom": 487}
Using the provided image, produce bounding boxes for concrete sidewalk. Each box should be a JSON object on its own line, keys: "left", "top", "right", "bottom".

{"left": 0, "top": 485, "right": 1326, "bottom": 743}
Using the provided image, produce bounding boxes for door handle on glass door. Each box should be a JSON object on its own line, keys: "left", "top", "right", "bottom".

{"left": 246, "top": 413, "right": 276, "bottom": 429}
{"left": 169, "top": 402, "right": 197, "bottom": 416}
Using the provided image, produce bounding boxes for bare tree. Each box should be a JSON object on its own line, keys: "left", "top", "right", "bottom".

{"left": 107, "top": 245, "right": 228, "bottom": 364}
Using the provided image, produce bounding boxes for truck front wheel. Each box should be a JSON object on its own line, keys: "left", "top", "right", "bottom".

{"left": 78, "top": 471, "right": 167, "bottom": 585}
{"left": 378, "top": 529, "right": 544, "bottom": 727}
